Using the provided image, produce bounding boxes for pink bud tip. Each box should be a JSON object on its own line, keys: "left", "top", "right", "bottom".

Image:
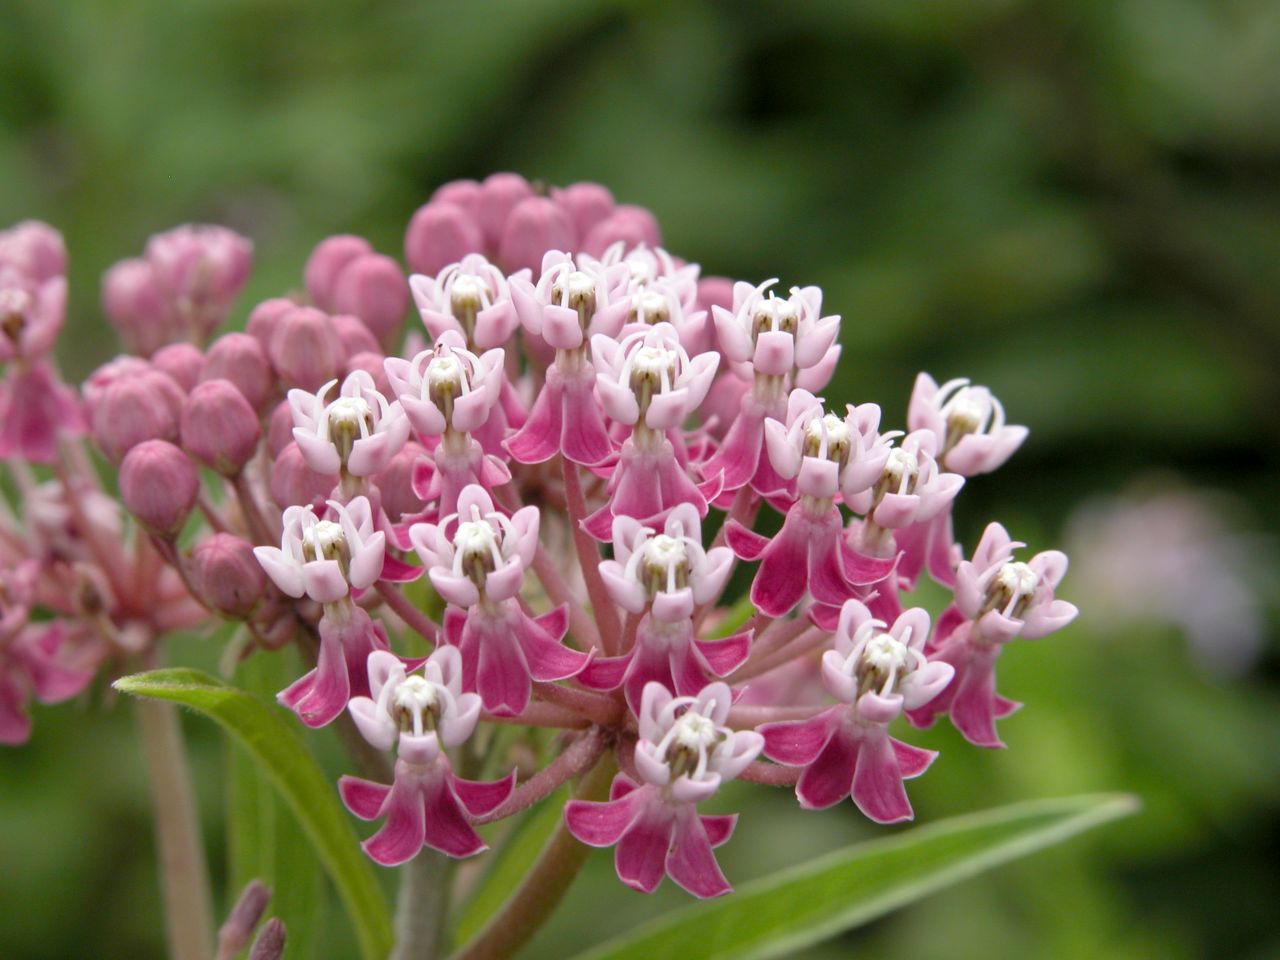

{"left": 192, "top": 534, "right": 268, "bottom": 619}
{"left": 120, "top": 439, "right": 200, "bottom": 537}
{"left": 581, "top": 204, "right": 662, "bottom": 258}
{"left": 91, "top": 368, "right": 185, "bottom": 464}
{"left": 246, "top": 297, "right": 297, "bottom": 354}
{"left": 181, "top": 379, "right": 262, "bottom": 476}
{"left": 270, "top": 442, "right": 334, "bottom": 511}
{"left": 248, "top": 918, "right": 286, "bottom": 960}
{"left": 499, "top": 196, "right": 576, "bottom": 275}
{"left": 0, "top": 220, "right": 67, "bottom": 283}
{"left": 304, "top": 235, "right": 373, "bottom": 308}
{"left": 101, "top": 258, "right": 173, "bottom": 357}
{"left": 553, "top": 182, "right": 616, "bottom": 240}
{"left": 478, "top": 172, "right": 535, "bottom": 249}
{"left": 329, "top": 312, "right": 380, "bottom": 359}
{"left": 404, "top": 202, "right": 483, "bottom": 276}
{"left": 267, "top": 306, "right": 344, "bottom": 391}
{"left": 201, "top": 332, "right": 274, "bottom": 412}
{"left": 151, "top": 343, "right": 205, "bottom": 392}
{"left": 329, "top": 253, "right": 408, "bottom": 347}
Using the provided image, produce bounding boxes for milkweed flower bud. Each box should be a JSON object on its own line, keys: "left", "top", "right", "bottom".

{"left": 552, "top": 181, "right": 615, "bottom": 239}
{"left": 181, "top": 379, "right": 261, "bottom": 476}
{"left": 102, "top": 259, "right": 173, "bottom": 356}
{"left": 565, "top": 682, "right": 761, "bottom": 897}
{"left": 305, "top": 235, "right": 373, "bottom": 306}
{"left": 269, "top": 442, "right": 335, "bottom": 511}
{"left": 499, "top": 196, "right": 576, "bottom": 275}
{"left": 477, "top": 172, "right": 534, "bottom": 250}
{"left": 91, "top": 367, "right": 186, "bottom": 464}
{"left": 248, "top": 919, "right": 286, "bottom": 960}
{"left": 120, "top": 439, "right": 199, "bottom": 536}
{"left": 340, "top": 647, "right": 514, "bottom": 863}
{"left": 151, "top": 342, "right": 204, "bottom": 392}
{"left": 217, "top": 880, "right": 272, "bottom": 959}
{"left": 581, "top": 204, "right": 662, "bottom": 258}
{"left": 0, "top": 220, "right": 67, "bottom": 283}
{"left": 191, "top": 533, "right": 267, "bottom": 619}
{"left": 404, "top": 202, "right": 484, "bottom": 277}
{"left": 268, "top": 306, "right": 344, "bottom": 392}
{"left": 145, "top": 224, "right": 252, "bottom": 340}
{"left": 202, "top": 332, "right": 274, "bottom": 412}
{"left": 329, "top": 313, "right": 381, "bottom": 359}
{"left": 330, "top": 254, "right": 408, "bottom": 348}
{"left": 246, "top": 297, "right": 296, "bottom": 354}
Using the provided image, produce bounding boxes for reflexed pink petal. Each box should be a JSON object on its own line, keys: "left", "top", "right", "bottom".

{"left": 565, "top": 790, "right": 643, "bottom": 848}
{"left": 693, "top": 631, "right": 751, "bottom": 677}
{"left": 578, "top": 652, "right": 631, "bottom": 691}
{"left": 423, "top": 777, "right": 487, "bottom": 858}
{"left": 891, "top": 738, "right": 937, "bottom": 779}
{"left": 796, "top": 726, "right": 858, "bottom": 810}
{"left": 751, "top": 508, "right": 812, "bottom": 617}
{"left": 364, "top": 773, "right": 427, "bottom": 866}
{"left": 807, "top": 509, "right": 856, "bottom": 608}
{"left": 946, "top": 652, "right": 1006, "bottom": 749}
{"left": 761, "top": 708, "right": 838, "bottom": 767}
{"left": 505, "top": 376, "right": 563, "bottom": 464}
{"left": 615, "top": 801, "right": 675, "bottom": 894}
{"left": 379, "top": 553, "right": 423, "bottom": 583}
{"left": 516, "top": 609, "right": 590, "bottom": 682}
{"left": 666, "top": 809, "right": 732, "bottom": 898}
{"left": 723, "top": 520, "right": 768, "bottom": 561}
{"left": 451, "top": 769, "right": 516, "bottom": 817}
{"left": 339, "top": 775, "right": 391, "bottom": 820}
{"left": 466, "top": 614, "right": 531, "bottom": 715}
{"left": 278, "top": 623, "right": 351, "bottom": 728}
{"left": 560, "top": 369, "right": 614, "bottom": 466}
{"left": 700, "top": 813, "right": 737, "bottom": 848}
{"left": 851, "top": 729, "right": 914, "bottom": 824}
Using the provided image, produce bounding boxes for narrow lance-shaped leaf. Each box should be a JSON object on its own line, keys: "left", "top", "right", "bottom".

{"left": 569, "top": 793, "right": 1139, "bottom": 960}
{"left": 114, "top": 668, "right": 393, "bottom": 960}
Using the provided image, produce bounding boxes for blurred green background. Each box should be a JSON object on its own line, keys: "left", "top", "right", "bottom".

{"left": 2, "top": 0, "right": 1279, "bottom": 957}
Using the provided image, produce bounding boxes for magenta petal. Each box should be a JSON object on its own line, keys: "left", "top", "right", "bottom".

{"left": 363, "top": 774, "right": 427, "bottom": 866}
{"left": 703, "top": 401, "right": 763, "bottom": 491}
{"left": 534, "top": 604, "right": 570, "bottom": 641}
{"left": 700, "top": 813, "right": 737, "bottom": 848}
{"left": 796, "top": 726, "right": 858, "bottom": 810}
{"left": 609, "top": 774, "right": 639, "bottom": 802}
{"left": 891, "top": 737, "right": 937, "bottom": 779}
{"left": 379, "top": 553, "right": 423, "bottom": 583}
{"left": 670, "top": 639, "right": 709, "bottom": 698}
{"left": 560, "top": 370, "right": 614, "bottom": 466}
{"left": 565, "top": 790, "right": 642, "bottom": 847}
{"left": 623, "top": 635, "right": 677, "bottom": 714}
{"left": 838, "top": 539, "right": 899, "bottom": 587}
{"left": 851, "top": 730, "right": 914, "bottom": 824}
{"left": 751, "top": 508, "right": 812, "bottom": 617}
{"left": 278, "top": 624, "right": 350, "bottom": 728}
{"left": 948, "top": 656, "right": 1006, "bottom": 748}
{"left": 666, "top": 809, "right": 732, "bottom": 898}
{"left": 505, "top": 377, "right": 563, "bottom": 464}
{"left": 339, "top": 775, "right": 391, "bottom": 820}
{"left": 452, "top": 769, "right": 516, "bottom": 817}
{"left": 578, "top": 652, "right": 632, "bottom": 691}
{"left": 723, "top": 519, "right": 769, "bottom": 561}
{"left": 517, "top": 609, "right": 590, "bottom": 682}
{"left": 423, "top": 778, "right": 487, "bottom": 858}
{"left": 761, "top": 709, "right": 839, "bottom": 767}
{"left": 473, "top": 622, "right": 531, "bottom": 715}
{"left": 581, "top": 505, "right": 616, "bottom": 542}
{"left": 693, "top": 631, "right": 751, "bottom": 677}
{"left": 807, "top": 510, "right": 856, "bottom": 608}
{"left": 615, "top": 801, "right": 676, "bottom": 894}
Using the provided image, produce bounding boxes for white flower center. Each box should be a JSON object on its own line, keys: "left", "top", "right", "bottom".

{"left": 454, "top": 519, "right": 498, "bottom": 557}
{"left": 803, "top": 413, "right": 851, "bottom": 464}
{"left": 328, "top": 396, "right": 370, "bottom": 427}
{"left": 862, "top": 634, "right": 908, "bottom": 676}
{"left": 672, "top": 711, "right": 718, "bottom": 751}
{"left": 302, "top": 520, "right": 347, "bottom": 564}
{"left": 631, "top": 289, "right": 669, "bottom": 324}
{"left": 450, "top": 274, "right": 487, "bottom": 312}
{"left": 752, "top": 296, "right": 798, "bottom": 337}
{"left": 394, "top": 675, "right": 439, "bottom": 715}
{"left": 427, "top": 354, "right": 464, "bottom": 389}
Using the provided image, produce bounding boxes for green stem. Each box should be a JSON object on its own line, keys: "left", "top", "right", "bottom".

{"left": 451, "top": 752, "right": 617, "bottom": 960}
{"left": 392, "top": 850, "right": 452, "bottom": 960}
{"left": 135, "top": 698, "right": 215, "bottom": 960}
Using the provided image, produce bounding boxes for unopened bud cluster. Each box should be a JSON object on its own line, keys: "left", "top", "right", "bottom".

{"left": 0, "top": 173, "right": 1076, "bottom": 899}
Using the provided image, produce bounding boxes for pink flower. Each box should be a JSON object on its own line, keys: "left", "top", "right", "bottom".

{"left": 763, "top": 389, "right": 887, "bottom": 503}
{"left": 279, "top": 601, "right": 389, "bottom": 729}
{"left": 762, "top": 601, "right": 951, "bottom": 822}
{"left": 145, "top": 224, "right": 253, "bottom": 340}
{"left": 582, "top": 507, "right": 747, "bottom": 709}
{"left": 0, "top": 621, "right": 94, "bottom": 746}
{"left": 712, "top": 280, "right": 841, "bottom": 385}
{"left": 0, "top": 363, "right": 84, "bottom": 465}
{"left": 0, "top": 221, "right": 67, "bottom": 285}
{"left": 340, "top": 647, "right": 514, "bottom": 863}
{"left": 0, "top": 269, "right": 66, "bottom": 364}
{"left": 408, "top": 254, "right": 520, "bottom": 350}
{"left": 565, "top": 682, "right": 762, "bottom": 897}
{"left": 505, "top": 251, "right": 631, "bottom": 466}
{"left": 384, "top": 331, "right": 505, "bottom": 438}
{"left": 410, "top": 485, "right": 589, "bottom": 714}
{"left": 254, "top": 497, "right": 386, "bottom": 604}
{"left": 288, "top": 371, "right": 410, "bottom": 479}
{"left": 907, "top": 374, "right": 1027, "bottom": 476}
{"left": 908, "top": 523, "right": 1077, "bottom": 746}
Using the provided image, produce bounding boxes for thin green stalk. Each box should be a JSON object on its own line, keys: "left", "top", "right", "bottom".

{"left": 135, "top": 698, "right": 215, "bottom": 960}
{"left": 392, "top": 850, "right": 452, "bottom": 960}
{"left": 450, "top": 753, "right": 617, "bottom": 960}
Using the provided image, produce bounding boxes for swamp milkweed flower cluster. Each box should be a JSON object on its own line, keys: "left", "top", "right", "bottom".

{"left": 0, "top": 174, "right": 1077, "bottom": 919}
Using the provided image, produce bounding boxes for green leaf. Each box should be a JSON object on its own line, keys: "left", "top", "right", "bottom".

{"left": 569, "top": 793, "right": 1139, "bottom": 960}
{"left": 453, "top": 786, "right": 570, "bottom": 945}
{"left": 228, "top": 649, "right": 325, "bottom": 959}
{"left": 114, "top": 668, "right": 393, "bottom": 960}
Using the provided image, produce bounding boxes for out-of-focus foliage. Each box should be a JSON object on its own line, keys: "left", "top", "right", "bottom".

{"left": 0, "top": 0, "right": 1277, "bottom": 957}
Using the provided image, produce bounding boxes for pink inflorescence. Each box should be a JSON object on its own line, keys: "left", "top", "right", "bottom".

{"left": 0, "top": 173, "right": 1077, "bottom": 897}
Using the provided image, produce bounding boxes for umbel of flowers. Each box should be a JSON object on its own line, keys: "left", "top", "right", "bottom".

{"left": 0, "top": 175, "right": 1076, "bottom": 908}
